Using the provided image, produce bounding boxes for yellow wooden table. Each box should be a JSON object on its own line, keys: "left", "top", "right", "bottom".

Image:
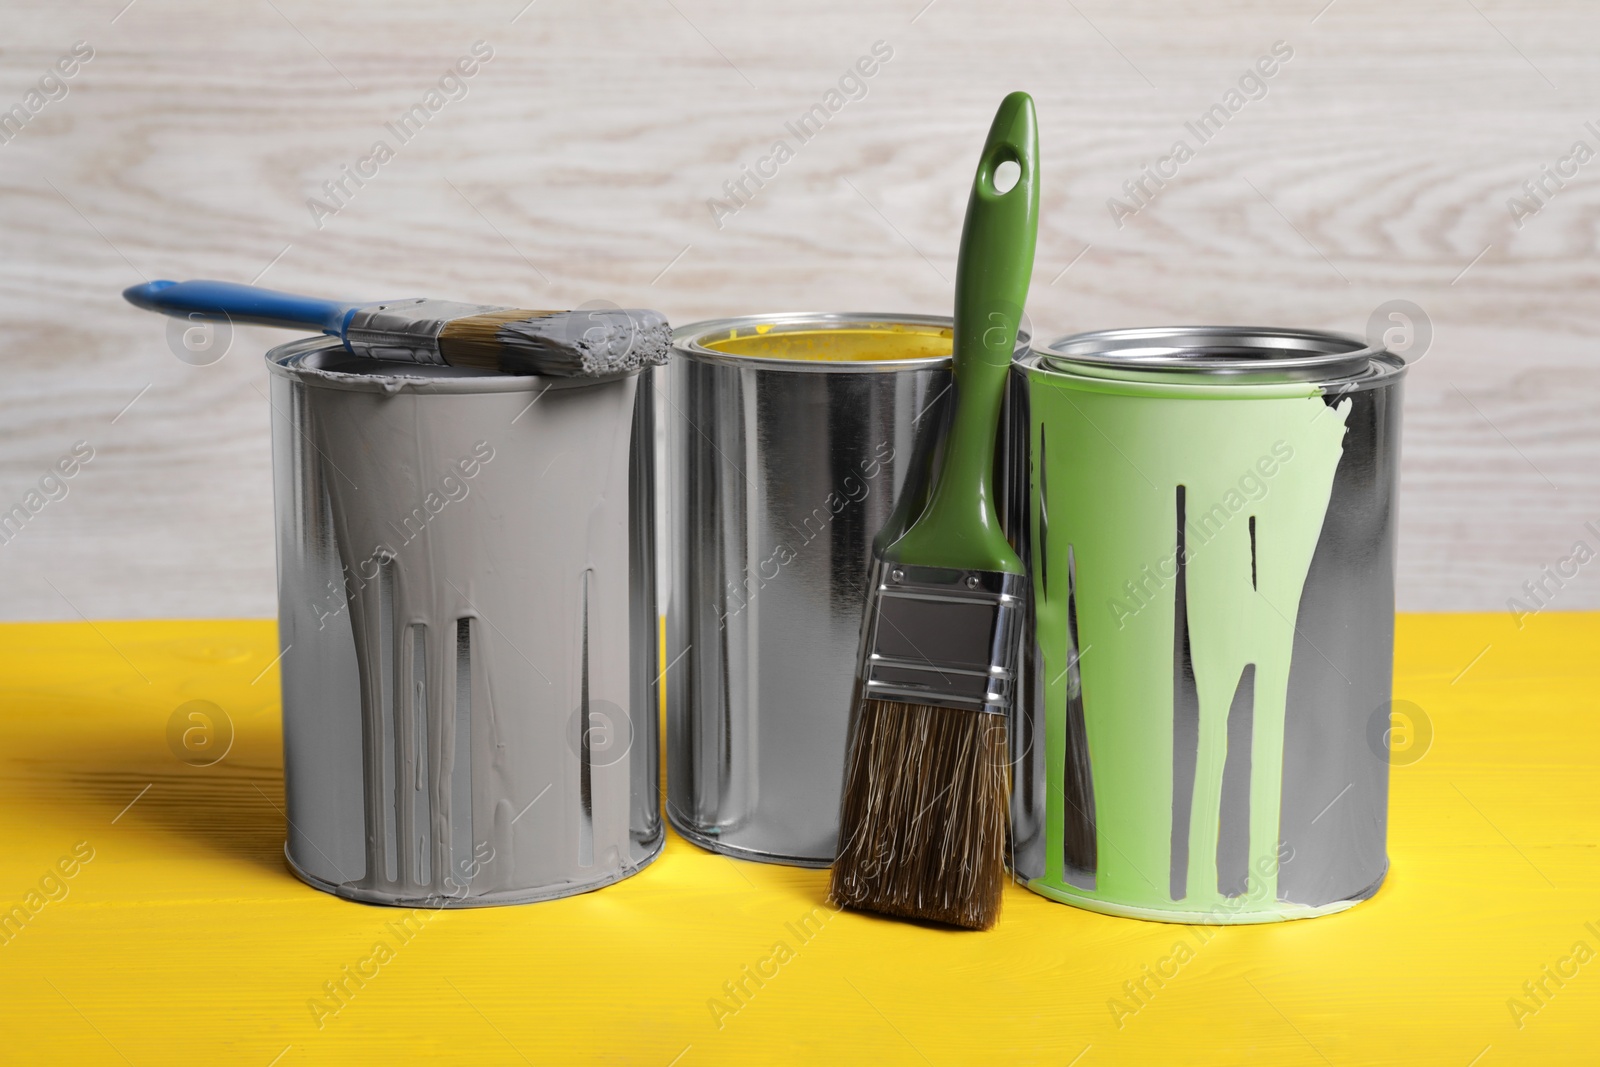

{"left": 1, "top": 613, "right": 1595, "bottom": 1065}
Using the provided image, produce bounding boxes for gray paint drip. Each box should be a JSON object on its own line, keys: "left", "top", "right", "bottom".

{"left": 268, "top": 341, "right": 662, "bottom": 906}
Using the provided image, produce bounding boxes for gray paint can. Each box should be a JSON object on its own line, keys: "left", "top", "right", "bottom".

{"left": 665, "top": 313, "right": 1028, "bottom": 866}
{"left": 268, "top": 337, "right": 661, "bottom": 906}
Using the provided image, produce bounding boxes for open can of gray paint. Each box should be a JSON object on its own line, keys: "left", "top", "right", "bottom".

{"left": 665, "top": 313, "right": 1029, "bottom": 866}
{"left": 268, "top": 337, "right": 662, "bottom": 906}
{"left": 1009, "top": 327, "right": 1405, "bottom": 922}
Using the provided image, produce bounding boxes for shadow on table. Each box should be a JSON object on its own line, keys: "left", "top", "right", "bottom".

{"left": 24, "top": 726, "right": 290, "bottom": 877}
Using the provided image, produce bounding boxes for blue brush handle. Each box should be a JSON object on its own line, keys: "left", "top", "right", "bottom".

{"left": 122, "top": 279, "right": 362, "bottom": 336}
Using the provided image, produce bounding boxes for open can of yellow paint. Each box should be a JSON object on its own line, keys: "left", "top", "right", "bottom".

{"left": 1009, "top": 327, "right": 1406, "bottom": 922}
{"left": 665, "top": 313, "right": 1030, "bottom": 865}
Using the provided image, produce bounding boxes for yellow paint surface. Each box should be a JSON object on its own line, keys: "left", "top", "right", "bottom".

{"left": 701, "top": 324, "right": 952, "bottom": 362}
{"left": 0, "top": 614, "right": 1596, "bottom": 1065}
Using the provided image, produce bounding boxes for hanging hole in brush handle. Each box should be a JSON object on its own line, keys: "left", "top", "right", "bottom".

{"left": 961, "top": 96, "right": 1037, "bottom": 372}
{"left": 991, "top": 157, "right": 1022, "bottom": 195}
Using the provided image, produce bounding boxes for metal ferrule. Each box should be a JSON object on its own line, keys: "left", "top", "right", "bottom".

{"left": 344, "top": 299, "right": 504, "bottom": 364}
{"left": 859, "top": 559, "right": 1026, "bottom": 715}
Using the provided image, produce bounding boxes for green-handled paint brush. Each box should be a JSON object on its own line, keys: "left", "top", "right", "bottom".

{"left": 123, "top": 279, "right": 670, "bottom": 376}
{"left": 830, "top": 91, "right": 1039, "bottom": 930}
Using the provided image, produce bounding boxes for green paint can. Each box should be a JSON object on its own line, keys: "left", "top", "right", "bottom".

{"left": 1008, "top": 327, "right": 1406, "bottom": 923}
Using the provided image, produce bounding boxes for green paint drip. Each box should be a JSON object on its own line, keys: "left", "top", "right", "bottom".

{"left": 1026, "top": 366, "right": 1350, "bottom": 923}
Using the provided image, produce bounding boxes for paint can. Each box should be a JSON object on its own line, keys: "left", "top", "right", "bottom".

{"left": 268, "top": 337, "right": 662, "bottom": 906}
{"left": 665, "top": 313, "right": 1030, "bottom": 866}
{"left": 1009, "top": 327, "right": 1405, "bottom": 922}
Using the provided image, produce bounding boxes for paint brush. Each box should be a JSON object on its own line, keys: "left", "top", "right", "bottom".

{"left": 830, "top": 91, "right": 1039, "bottom": 930}
{"left": 123, "top": 279, "right": 670, "bottom": 376}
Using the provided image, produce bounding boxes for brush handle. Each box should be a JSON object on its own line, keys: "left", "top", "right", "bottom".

{"left": 887, "top": 91, "right": 1037, "bottom": 574}
{"left": 122, "top": 279, "right": 363, "bottom": 336}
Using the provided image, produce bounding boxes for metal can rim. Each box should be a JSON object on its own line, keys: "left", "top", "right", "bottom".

{"left": 1037, "top": 325, "right": 1404, "bottom": 387}
{"left": 264, "top": 335, "right": 642, "bottom": 395}
{"left": 672, "top": 312, "right": 1030, "bottom": 373}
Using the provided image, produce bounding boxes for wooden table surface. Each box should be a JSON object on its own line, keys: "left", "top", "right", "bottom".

{"left": 0, "top": 611, "right": 1594, "bottom": 1064}
{"left": 2, "top": 0, "right": 1598, "bottom": 621}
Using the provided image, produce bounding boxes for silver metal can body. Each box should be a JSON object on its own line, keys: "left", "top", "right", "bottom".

{"left": 664, "top": 314, "right": 965, "bottom": 866}
{"left": 268, "top": 337, "right": 661, "bottom": 907}
{"left": 1009, "top": 327, "right": 1406, "bottom": 922}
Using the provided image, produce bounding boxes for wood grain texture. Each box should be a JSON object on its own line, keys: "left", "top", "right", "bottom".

{"left": 0, "top": 0, "right": 1596, "bottom": 618}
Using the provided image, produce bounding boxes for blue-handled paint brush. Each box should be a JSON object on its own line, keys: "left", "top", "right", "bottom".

{"left": 123, "top": 279, "right": 670, "bottom": 376}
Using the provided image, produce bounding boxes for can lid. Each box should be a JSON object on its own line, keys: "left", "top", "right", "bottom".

{"left": 1041, "top": 326, "right": 1391, "bottom": 385}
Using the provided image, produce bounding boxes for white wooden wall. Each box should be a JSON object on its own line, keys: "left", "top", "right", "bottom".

{"left": 1, "top": 0, "right": 1595, "bottom": 619}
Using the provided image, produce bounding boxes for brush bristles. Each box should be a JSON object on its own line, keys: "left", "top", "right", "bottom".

{"left": 830, "top": 699, "right": 1009, "bottom": 930}
{"left": 438, "top": 309, "right": 555, "bottom": 370}
{"left": 439, "top": 308, "right": 671, "bottom": 377}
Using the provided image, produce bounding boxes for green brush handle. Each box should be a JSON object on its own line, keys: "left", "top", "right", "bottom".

{"left": 886, "top": 91, "right": 1038, "bottom": 574}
